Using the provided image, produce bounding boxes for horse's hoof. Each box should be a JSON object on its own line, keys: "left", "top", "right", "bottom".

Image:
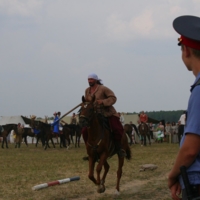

{"left": 97, "top": 184, "right": 105, "bottom": 193}
{"left": 113, "top": 189, "right": 120, "bottom": 197}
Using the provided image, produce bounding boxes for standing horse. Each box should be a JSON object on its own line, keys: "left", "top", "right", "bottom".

{"left": 138, "top": 123, "right": 151, "bottom": 146}
{"left": 79, "top": 96, "right": 131, "bottom": 194}
{"left": 74, "top": 124, "right": 81, "bottom": 148}
{"left": 62, "top": 124, "right": 81, "bottom": 148}
{"left": 30, "top": 119, "right": 54, "bottom": 150}
{"left": 0, "top": 124, "right": 18, "bottom": 148}
{"left": 123, "top": 124, "right": 139, "bottom": 145}
{"left": 62, "top": 125, "right": 71, "bottom": 148}
{"left": 22, "top": 128, "right": 35, "bottom": 146}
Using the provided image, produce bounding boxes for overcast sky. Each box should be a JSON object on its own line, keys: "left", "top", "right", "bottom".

{"left": 0, "top": 0, "right": 199, "bottom": 118}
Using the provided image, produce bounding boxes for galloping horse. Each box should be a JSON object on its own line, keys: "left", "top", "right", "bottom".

{"left": 0, "top": 124, "right": 18, "bottom": 148}
{"left": 138, "top": 123, "right": 151, "bottom": 146}
{"left": 79, "top": 96, "right": 131, "bottom": 194}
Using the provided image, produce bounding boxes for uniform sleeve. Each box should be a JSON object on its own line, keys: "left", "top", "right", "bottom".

{"left": 102, "top": 86, "right": 117, "bottom": 106}
{"left": 184, "top": 86, "right": 200, "bottom": 135}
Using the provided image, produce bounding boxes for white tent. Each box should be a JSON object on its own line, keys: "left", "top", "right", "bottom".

{"left": 0, "top": 116, "right": 27, "bottom": 125}
{"left": 0, "top": 116, "right": 32, "bottom": 144}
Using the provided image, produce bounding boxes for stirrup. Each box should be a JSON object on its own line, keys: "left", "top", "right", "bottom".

{"left": 118, "top": 149, "right": 127, "bottom": 158}
{"left": 82, "top": 156, "right": 89, "bottom": 161}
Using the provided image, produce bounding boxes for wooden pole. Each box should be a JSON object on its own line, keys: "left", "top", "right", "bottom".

{"left": 59, "top": 103, "right": 82, "bottom": 121}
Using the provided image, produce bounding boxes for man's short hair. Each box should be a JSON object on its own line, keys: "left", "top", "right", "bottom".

{"left": 192, "top": 48, "right": 200, "bottom": 58}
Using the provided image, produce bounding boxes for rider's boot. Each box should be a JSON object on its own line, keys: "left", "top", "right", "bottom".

{"left": 114, "top": 140, "right": 126, "bottom": 158}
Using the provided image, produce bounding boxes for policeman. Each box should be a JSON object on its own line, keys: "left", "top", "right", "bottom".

{"left": 168, "top": 15, "right": 200, "bottom": 200}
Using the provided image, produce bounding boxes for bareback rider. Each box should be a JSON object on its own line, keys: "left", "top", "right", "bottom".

{"left": 81, "top": 73, "right": 126, "bottom": 157}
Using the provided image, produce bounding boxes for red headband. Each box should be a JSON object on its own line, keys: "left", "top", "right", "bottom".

{"left": 179, "top": 35, "right": 200, "bottom": 50}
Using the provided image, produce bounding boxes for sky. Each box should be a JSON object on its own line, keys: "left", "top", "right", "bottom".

{"left": 0, "top": 0, "right": 199, "bottom": 118}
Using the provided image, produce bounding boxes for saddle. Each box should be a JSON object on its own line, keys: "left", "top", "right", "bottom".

{"left": 97, "top": 113, "right": 111, "bottom": 132}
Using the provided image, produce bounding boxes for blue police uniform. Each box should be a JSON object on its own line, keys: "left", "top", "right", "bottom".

{"left": 172, "top": 15, "right": 200, "bottom": 198}
{"left": 179, "top": 73, "right": 200, "bottom": 189}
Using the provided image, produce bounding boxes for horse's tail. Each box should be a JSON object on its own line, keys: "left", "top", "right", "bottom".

{"left": 125, "top": 145, "right": 131, "bottom": 160}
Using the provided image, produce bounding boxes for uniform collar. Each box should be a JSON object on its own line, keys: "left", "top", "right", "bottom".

{"left": 190, "top": 72, "right": 200, "bottom": 92}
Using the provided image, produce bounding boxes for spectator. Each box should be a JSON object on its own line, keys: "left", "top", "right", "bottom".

{"left": 15, "top": 123, "right": 24, "bottom": 148}
{"left": 118, "top": 112, "right": 125, "bottom": 126}
{"left": 148, "top": 122, "right": 154, "bottom": 140}
{"left": 165, "top": 122, "right": 172, "bottom": 143}
{"left": 155, "top": 121, "right": 165, "bottom": 143}
{"left": 171, "top": 122, "right": 178, "bottom": 143}
{"left": 178, "top": 111, "right": 186, "bottom": 144}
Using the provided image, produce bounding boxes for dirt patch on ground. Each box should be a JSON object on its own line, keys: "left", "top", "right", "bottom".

{"left": 72, "top": 173, "right": 169, "bottom": 200}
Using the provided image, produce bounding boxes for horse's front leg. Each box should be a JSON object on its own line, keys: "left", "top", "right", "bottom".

{"left": 116, "top": 156, "right": 124, "bottom": 193}
{"left": 143, "top": 135, "right": 147, "bottom": 146}
{"left": 101, "top": 160, "right": 110, "bottom": 186}
{"left": 35, "top": 136, "right": 39, "bottom": 147}
{"left": 147, "top": 134, "right": 151, "bottom": 145}
{"left": 24, "top": 137, "right": 28, "bottom": 147}
{"left": 78, "top": 136, "right": 80, "bottom": 147}
{"left": 51, "top": 137, "right": 55, "bottom": 148}
{"left": 75, "top": 134, "right": 77, "bottom": 148}
{"left": 1, "top": 138, "right": 4, "bottom": 148}
{"left": 96, "top": 153, "right": 108, "bottom": 193}
{"left": 88, "top": 156, "right": 97, "bottom": 185}
{"left": 5, "top": 138, "right": 8, "bottom": 148}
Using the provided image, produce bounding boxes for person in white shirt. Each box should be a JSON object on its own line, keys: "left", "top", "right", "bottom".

{"left": 178, "top": 111, "right": 186, "bottom": 144}
{"left": 118, "top": 112, "right": 124, "bottom": 126}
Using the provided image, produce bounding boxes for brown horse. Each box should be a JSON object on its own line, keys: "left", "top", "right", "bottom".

{"left": 124, "top": 124, "right": 139, "bottom": 145}
{"left": 0, "top": 124, "right": 18, "bottom": 148}
{"left": 62, "top": 124, "right": 82, "bottom": 148}
{"left": 30, "top": 119, "right": 55, "bottom": 149}
{"left": 74, "top": 124, "right": 81, "bottom": 148}
{"left": 22, "top": 127, "right": 45, "bottom": 147}
{"left": 138, "top": 123, "right": 151, "bottom": 146}
{"left": 79, "top": 96, "right": 131, "bottom": 194}
{"left": 62, "top": 125, "right": 71, "bottom": 148}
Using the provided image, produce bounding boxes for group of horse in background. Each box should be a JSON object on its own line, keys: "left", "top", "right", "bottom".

{"left": 0, "top": 114, "right": 152, "bottom": 150}
{"left": 0, "top": 119, "right": 82, "bottom": 149}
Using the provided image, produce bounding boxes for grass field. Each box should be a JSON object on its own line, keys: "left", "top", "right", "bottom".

{"left": 0, "top": 142, "right": 179, "bottom": 200}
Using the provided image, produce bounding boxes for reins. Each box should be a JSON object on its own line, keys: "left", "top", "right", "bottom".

{"left": 84, "top": 104, "right": 106, "bottom": 151}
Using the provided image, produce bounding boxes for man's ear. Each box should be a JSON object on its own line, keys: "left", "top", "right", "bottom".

{"left": 184, "top": 46, "right": 191, "bottom": 57}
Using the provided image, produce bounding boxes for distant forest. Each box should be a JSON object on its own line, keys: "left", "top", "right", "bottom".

{"left": 128, "top": 110, "right": 185, "bottom": 123}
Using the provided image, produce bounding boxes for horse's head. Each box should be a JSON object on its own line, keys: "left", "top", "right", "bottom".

{"left": 79, "top": 95, "right": 95, "bottom": 128}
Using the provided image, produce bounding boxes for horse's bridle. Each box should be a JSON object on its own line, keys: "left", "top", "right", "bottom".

{"left": 79, "top": 102, "right": 96, "bottom": 127}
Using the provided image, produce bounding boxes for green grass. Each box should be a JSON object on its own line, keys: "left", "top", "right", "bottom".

{"left": 0, "top": 142, "right": 179, "bottom": 200}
